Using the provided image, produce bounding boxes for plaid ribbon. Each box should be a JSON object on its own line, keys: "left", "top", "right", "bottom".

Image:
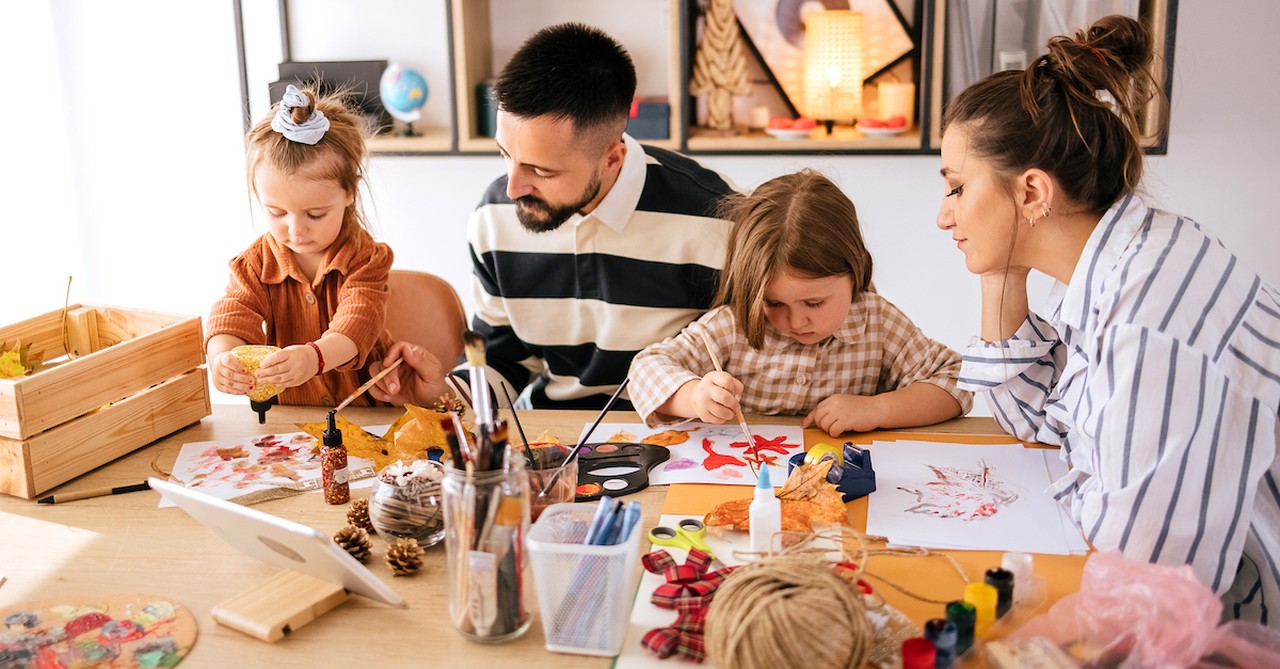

{"left": 834, "top": 561, "right": 874, "bottom": 595}
{"left": 639, "top": 548, "right": 736, "bottom": 663}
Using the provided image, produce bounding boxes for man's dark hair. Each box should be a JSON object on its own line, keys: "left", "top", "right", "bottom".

{"left": 493, "top": 23, "right": 636, "bottom": 139}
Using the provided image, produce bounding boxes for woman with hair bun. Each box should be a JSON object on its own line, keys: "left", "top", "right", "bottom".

{"left": 937, "top": 15, "right": 1280, "bottom": 624}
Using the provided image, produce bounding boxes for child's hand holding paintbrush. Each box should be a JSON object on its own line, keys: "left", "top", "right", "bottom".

{"left": 653, "top": 330, "right": 747, "bottom": 425}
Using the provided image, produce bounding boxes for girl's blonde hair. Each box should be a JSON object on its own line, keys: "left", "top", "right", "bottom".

{"left": 245, "top": 86, "right": 372, "bottom": 249}
{"left": 714, "top": 170, "right": 873, "bottom": 349}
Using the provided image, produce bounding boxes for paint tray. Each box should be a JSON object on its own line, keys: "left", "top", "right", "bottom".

{"left": 526, "top": 502, "right": 643, "bottom": 656}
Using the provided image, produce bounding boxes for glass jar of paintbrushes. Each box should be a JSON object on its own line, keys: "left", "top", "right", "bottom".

{"left": 442, "top": 419, "right": 531, "bottom": 643}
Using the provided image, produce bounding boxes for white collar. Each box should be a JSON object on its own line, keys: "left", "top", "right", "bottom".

{"left": 581, "top": 134, "right": 646, "bottom": 233}
{"left": 1052, "top": 193, "right": 1148, "bottom": 331}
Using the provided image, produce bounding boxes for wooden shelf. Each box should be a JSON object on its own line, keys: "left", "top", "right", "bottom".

{"left": 367, "top": 127, "right": 452, "bottom": 155}
{"left": 449, "top": 0, "right": 685, "bottom": 155}
{"left": 687, "top": 126, "right": 923, "bottom": 153}
{"left": 242, "top": 0, "right": 1175, "bottom": 157}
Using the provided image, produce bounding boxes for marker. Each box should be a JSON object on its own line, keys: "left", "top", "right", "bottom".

{"left": 617, "top": 501, "right": 642, "bottom": 545}
{"left": 583, "top": 495, "right": 615, "bottom": 544}
{"left": 37, "top": 481, "right": 151, "bottom": 504}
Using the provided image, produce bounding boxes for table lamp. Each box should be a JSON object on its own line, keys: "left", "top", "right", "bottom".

{"left": 232, "top": 345, "right": 284, "bottom": 423}
{"left": 802, "top": 10, "right": 865, "bottom": 134}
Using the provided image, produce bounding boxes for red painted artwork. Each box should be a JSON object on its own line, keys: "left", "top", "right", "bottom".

{"left": 700, "top": 439, "right": 746, "bottom": 470}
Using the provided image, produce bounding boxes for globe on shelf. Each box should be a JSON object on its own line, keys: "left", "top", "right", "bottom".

{"left": 379, "top": 63, "right": 428, "bottom": 137}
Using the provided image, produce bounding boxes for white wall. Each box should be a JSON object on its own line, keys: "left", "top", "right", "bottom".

{"left": 5, "top": 2, "right": 1278, "bottom": 415}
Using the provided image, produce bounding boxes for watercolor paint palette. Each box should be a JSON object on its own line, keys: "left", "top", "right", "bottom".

{"left": 573, "top": 441, "right": 670, "bottom": 501}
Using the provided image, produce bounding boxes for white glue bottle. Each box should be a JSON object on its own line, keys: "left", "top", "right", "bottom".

{"left": 749, "top": 465, "right": 781, "bottom": 554}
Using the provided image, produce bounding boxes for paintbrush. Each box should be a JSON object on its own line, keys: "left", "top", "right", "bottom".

{"left": 696, "top": 330, "right": 760, "bottom": 478}
{"left": 332, "top": 358, "right": 403, "bottom": 413}
{"left": 463, "top": 330, "right": 495, "bottom": 429}
{"left": 538, "top": 378, "right": 630, "bottom": 496}
{"left": 500, "top": 381, "right": 536, "bottom": 468}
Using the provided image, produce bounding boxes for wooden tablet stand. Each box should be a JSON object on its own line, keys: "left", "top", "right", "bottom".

{"left": 211, "top": 570, "right": 351, "bottom": 642}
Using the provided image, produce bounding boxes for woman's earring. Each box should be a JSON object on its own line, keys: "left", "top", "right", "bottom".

{"left": 1042, "top": 203, "right": 1051, "bottom": 219}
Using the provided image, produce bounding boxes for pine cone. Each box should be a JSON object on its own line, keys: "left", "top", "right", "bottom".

{"left": 347, "top": 497, "right": 375, "bottom": 532}
{"left": 333, "top": 525, "right": 372, "bottom": 563}
{"left": 386, "top": 537, "right": 425, "bottom": 576}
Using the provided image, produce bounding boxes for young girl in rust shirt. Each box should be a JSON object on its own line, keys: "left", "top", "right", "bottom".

{"left": 206, "top": 84, "right": 392, "bottom": 407}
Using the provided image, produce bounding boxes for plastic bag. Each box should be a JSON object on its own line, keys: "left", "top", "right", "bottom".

{"left": 1014, "top": 551, "right": 1280, "bottom": 667}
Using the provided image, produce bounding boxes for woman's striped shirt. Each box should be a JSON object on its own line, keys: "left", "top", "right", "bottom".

{"left": 959, "top": 194, "right": 1280, "bottom": 625}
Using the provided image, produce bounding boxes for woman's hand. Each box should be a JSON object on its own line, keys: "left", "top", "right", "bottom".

{"left": 979, "top": 268, "right": 1033, "bottom": 342}
{"left": 368, "top": 341, "right": 449, "bottom": 406}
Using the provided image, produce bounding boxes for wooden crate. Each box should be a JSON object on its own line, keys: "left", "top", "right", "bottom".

{"left": 0, "top": 305, "right": 211, "bottom": 498}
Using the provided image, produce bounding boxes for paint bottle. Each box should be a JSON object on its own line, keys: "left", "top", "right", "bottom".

{"left": 748, "top": 465, "right": 780, "bottom": 554}
{"left": 984, "top": 567, "right": 1015, "bottom": 618}
{"left": 901, "top": 637, "right": 936, "bottom": 669}
{"left": 321, "top": 410, "right": 350, "bottom": 505}
{"left": 923, "top": 618, "right": 958, "bottom": 668}
{"left": 1002, "top": 552, "right": 1034, "bottom": 605}
{"left": 944, "top": 600, "right": 976, "bottom": 656}
{"left": 963, "top": 582, "right": 998, "bottom": 638}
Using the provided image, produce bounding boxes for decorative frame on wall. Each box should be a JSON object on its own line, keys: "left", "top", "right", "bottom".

{"left": 732, "top": 0, "right": 916, "bottom": 115}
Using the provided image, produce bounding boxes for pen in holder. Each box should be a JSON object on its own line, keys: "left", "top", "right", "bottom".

{"left": 442, "top": 437, "right": 531, "bottom": 643}
{"left": 527, "top": 501, "right": 643, "bottom": 656}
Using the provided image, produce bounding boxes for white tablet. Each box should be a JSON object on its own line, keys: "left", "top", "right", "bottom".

{"left": 149, "top": 477, "right": 406, "bottom": 608}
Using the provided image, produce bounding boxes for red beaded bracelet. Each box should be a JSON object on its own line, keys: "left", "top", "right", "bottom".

{"left": 306, "top": 341, "right": 325, "bottom": 375}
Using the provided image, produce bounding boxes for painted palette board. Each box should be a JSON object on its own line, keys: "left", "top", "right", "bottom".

{"left": 866, "top": 440, "right": 1088, "bottom": 555}
{"left": 580, "top": 422, "right": 805, "bottom": 487}
{"left": 0, "top": 594, "right": 197, "bottom": 667}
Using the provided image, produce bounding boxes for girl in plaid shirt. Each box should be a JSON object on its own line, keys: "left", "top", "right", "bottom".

{"left": 629, "top": 170, "right": 971, "bottom": 436}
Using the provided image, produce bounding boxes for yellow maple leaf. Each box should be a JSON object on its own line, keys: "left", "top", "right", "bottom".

{"left": 0, "top": 350, "right": 22, "bottom": 378}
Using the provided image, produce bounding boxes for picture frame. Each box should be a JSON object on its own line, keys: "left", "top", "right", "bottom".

{"left": 731, "top": 0, "right": 917, "bottom": 115}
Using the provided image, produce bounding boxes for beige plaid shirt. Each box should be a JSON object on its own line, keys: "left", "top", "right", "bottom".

{"left": 628, "top": 291, "right": 973, "bottom": 426}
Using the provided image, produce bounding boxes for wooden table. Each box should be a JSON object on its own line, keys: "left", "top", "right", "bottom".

{"left": 1, "top": 405, "right": 1084, "bottom": 667}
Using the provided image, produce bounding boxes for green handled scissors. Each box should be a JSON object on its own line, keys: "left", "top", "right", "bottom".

{"left": 648, "top": 518, "right": 723, "bottom": 567}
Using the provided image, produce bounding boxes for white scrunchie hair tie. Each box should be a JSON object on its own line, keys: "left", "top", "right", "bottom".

{"left": 271, "top": 84, "right": 330, "bottom": 145}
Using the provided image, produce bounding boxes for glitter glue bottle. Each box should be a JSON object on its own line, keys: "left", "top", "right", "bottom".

{"left": 321, "top": 410, "right": 350, "bottom": 505}
{"left": 749, "top": 464, "right": 780, "bottom": 554}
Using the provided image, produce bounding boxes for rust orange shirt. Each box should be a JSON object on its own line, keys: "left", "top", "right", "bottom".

{"left": 207, "top": 231, "right": 393, "bottom": 407}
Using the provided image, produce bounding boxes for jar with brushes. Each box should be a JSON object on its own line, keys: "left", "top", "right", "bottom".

{"left": 368, "top": 459, "right": 446, "bottom": 547}
{"left": 442, "top": 421, "right": 531, "bottom": 643}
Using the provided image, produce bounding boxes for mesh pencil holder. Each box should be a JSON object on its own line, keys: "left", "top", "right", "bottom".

{"left": 526, "top": 502, "right": 643, "bottom": 656}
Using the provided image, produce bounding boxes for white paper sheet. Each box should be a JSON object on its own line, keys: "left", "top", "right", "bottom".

{"left": 867, "top": 440, "right": 1085, "bottom": 555}
{"left": 161, "top": 426, "right": 381, "bottom": 507}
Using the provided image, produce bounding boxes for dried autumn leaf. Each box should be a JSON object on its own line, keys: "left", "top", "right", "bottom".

{"left": 0, "top": 350, "right": 23, "bottom": 379}
{"left": 0, "top": 340, "right": 44, "bottom": 378}
{"left": 704, "top": 458, "right": 848, "bottom": 532}
{"left": 777, "top": 459, "right": 836, "bottom": 501}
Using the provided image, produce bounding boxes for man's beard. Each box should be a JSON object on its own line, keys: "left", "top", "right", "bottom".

{"left": 515, "top": 173, "right": 603, "bottom": 233}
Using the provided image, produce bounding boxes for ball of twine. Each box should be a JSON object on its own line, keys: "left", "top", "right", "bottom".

{"left": 705, "top": 551, "right": 873, "bottom": 669}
